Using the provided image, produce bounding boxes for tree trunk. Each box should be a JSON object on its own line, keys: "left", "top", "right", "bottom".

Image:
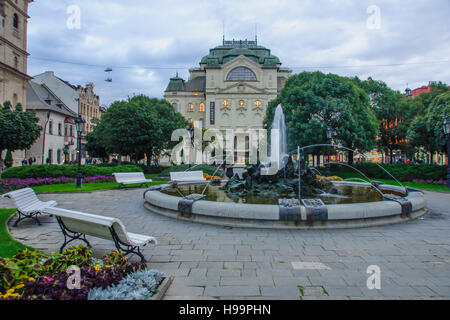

{"left": 348, "top": 151, "right": 354, "bottom": 166}
{"left": 146, "top": 151, "right": 152, "bottom": 166}
{"left": 389, "top": 149, "right": 393, "bottom": 164}
{"left": 118, "top": 154, "right": 122, "bottom": 165}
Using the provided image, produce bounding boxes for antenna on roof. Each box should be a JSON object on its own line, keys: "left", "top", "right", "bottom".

{"left": 222, "top": 20, "right": 225, "bottom": 45}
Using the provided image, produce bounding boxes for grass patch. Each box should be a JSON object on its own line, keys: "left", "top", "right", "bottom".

{"left": 31, "top": 180, "right": 168, "bottom": 194}
{"left": 297, "top": 285, "right": 304, "bottom": 295}
{"left": 0, "top": 209, "right": 35, "bottom": 258}
{"left": 326, "top": 171, "right": 449, "bottom": 192}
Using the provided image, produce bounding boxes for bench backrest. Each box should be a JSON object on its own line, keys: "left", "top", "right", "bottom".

{"left": 3, "top": 188, "right": 41, "bottom": 210}
{"left": 170, "top": 171, "right": 205, "bottom": 182}
{"left": 113, "top": 172, "right": 146, "bottom": 182}
{"left": 43, "top": 207, "right": 131, "bottom": 245}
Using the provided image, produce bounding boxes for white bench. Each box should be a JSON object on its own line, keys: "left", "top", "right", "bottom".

{"left": 43, "top": 207, "right": 157, "bottom": 262}
{"left": 113, "top": 172, "right": 152, "bottom": 188}
{"left": 169, "top": 171, "right": 206, "bottom": 184}
{"left": 2, "top": 188, "right": 57, "bottom": 226}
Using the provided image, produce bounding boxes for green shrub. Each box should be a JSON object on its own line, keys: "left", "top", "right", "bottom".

{"left": 160, "top": 164, "right": 223, "bottom": 177}
{"left": 1, "top": 164, "right": 143, "bottom": 179}
{"left": 328, "top": 162, "right": 446, "bottom": 182}
{"left": 4, "top": 150, "right": 12, "bottom": 168}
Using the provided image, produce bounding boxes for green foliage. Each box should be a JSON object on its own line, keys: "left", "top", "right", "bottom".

{"left": 0, "top": 102, "right": 42, "bottom": 163}
{"left": 407, "top": 90, "right": 450, "bottom": 159}
{"left": 351, "top": 77, "right": 416, "bottom": 162}
{"left": 330, "top": 162, "right": 446, "bottom": 182}
{"left": 159, "top": 164, "right": 223, "bottom": 177}
{"left": 87, "top": 95, "right": 186, "bottom": 164}
{"left": 265, "top": 72, "right": 378, "bottom": 164}
{"left": 1, "top": 164, "right": 143, "bottom": 179}
{"left": 4, "top": 150, "right": 12, "bottom": 168}
{"left": 0, "top": 209, "right": 33, "bottom": 258}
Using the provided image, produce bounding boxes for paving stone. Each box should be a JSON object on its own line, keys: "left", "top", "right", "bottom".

{"left": 2, "top": 188, "right": 449, "bottom": 300}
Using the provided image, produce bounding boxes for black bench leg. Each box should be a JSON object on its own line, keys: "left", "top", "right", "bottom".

{"left": 13, "top": 210, "right": 41, "bottom": 227}
{"left": 56, "top": 216, "right": 91, "bottom": 252}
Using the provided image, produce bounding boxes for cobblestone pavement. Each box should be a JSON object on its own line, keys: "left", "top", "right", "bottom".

{"left": 1, "top": 189, "right": 449, "bottom": 300}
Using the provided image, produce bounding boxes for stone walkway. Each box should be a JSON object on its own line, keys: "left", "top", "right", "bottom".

{"left": 1, "top": 189, "right": 449, "bottom": 300}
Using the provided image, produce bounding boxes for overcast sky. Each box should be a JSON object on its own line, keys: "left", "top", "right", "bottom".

{"left": 27, "top": 0, "right": 450, "bottom": 106}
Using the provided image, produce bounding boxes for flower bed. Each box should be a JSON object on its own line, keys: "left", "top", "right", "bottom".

{"left": 0, "top": 245, "right": 163, "bottom": 300}
{"left": 0, "top": 176, "right": 115, "bottom": 193}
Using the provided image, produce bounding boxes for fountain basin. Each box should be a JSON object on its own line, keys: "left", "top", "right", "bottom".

{"left": 143, "top": 181, "right": 427, "bottom": 229}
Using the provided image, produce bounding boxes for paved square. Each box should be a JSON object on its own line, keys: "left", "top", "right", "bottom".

{"left": 1, "top": 189, "right": 449, "bottom": 300}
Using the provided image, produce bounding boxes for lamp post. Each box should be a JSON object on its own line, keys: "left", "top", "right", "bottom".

{"left": 326, "top": 126, "right": 333, "bottom": 177}
{"left": 443, "top": 115, "right": 450, "bottom": 189}
{"left": 75, "top": 115, "right": 85, "bottom": 188}
{"left": 41, "top": 111, "right": 51, "bottom": 164}
{"left": 187, "top": 123, "right": 194, "bottom": 168}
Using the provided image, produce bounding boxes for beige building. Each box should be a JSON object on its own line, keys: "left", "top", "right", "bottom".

{"left": 164, "top": 39, "right": 291, "bottom": 131}
{"left": 0, "top": 0, "right": 33, "bottom": 166}
{"left": 25, "top": 80, "right": 78, "bottom": 164}
{"left": 33, "top": 72, "right": 101, "bottom": 159}
{"left": 77, "top": 82, "right": 100, "bottom": 134}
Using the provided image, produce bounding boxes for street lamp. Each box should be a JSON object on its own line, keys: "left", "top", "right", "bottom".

{"left": 75, "top": 115, "right": 86, "bottom": 188}
{"left": 326, "top": 126, "right": 333, "bottom": 177}
{"left": 187, "top": 123, "right": 194, "bottom": 168}
{"left": 443, "top": 115, "right": 450, "bottom": 189}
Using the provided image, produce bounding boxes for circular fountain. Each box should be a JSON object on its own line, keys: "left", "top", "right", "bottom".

{"left": 143, "top": 105, "right": 427, "bottom": 229}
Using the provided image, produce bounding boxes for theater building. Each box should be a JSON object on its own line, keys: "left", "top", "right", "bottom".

{"left": 164, "top": 39, "right": 291, "bottom": 131}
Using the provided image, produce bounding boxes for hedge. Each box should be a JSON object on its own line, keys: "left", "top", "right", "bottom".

{"left": 327, "top": 162, "right": 447, "bottom": 182}
{"left": 0, "top": 164, "right": 143, "bottom": 179}
{"left": 160, "top": 164, "right": 223, "bottom": 177}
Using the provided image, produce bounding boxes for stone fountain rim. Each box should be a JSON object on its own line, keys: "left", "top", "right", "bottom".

{"left": 143, "top": 181, "right": 427, "bottom": 230}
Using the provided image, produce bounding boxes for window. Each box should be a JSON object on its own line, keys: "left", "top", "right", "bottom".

{"left": 188, "top": 118, "right": 193, "bottom": 125}
{"left": 222, "top": 100, "right": 229, "bottom": 107}
{"left": 58, "top": 123, "right": 62, "bottom": 136}
{"left": 226, "top": 67, "right": 257, "bottom": 81}
{"left": 239, "top": 100, "right": 245, "bottom": 106}
{"left": 70, "top": 125, "right": 73, "bottom": 137}
{"left": 187, "top": 103, "right": 194, "bottom": 112}
{"left": 64, "top": 125, "right": 68, "bottom": 137}
{"left": 199, "top": 102, "right": 205, "bottom": 112}
{"left": 254, "top": 100, "right": 262, "bottom": 106}
{"left": 14, "top": 56, "right": 19, "bottom": 69}
{"left": 48, "top": 121, "right": 53, "bottom": 135}
{"left": 47, "top": 149, "right": 53, "bottom": 164}
{"left": 173, "top": 103, "right": 178, "bottom": 112}
{"left": 199, "top": 118, "right": 204, "bottom": 128}
{"left": 13, "top": 13, "right": 19, "bottom": 29}
{"left": 57, "top": 150, "right": 61, "bottom": 164}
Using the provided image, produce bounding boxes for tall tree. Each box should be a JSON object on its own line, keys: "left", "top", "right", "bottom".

{"left": 407, "top": 90, "right": 450, "bottom": 163}
{"left": 0, "top": 101, "right": 42, "bottom": 168}
{"left": 87, "top": 95, "right": 186, "bottom": 165}
{"left": 264, "top": 72, "right": 378, "bottom": 165}
{"left": 352, "top": 77, "right": 414, "bottom": 163}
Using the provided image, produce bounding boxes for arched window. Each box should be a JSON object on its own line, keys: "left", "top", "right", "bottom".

{"left": 187, "top": 103, "right": 194, "bottom": 112}
{"left": 13, "top": 13, "right": 19, "bottom": 29}
{"left": 199, "top": 102, "right": 205, "bottom": 112}
{"left": 172, "top": 103, "right": 178, "bottom": 112}
{"left": 226, "top": 67, "right": 257, "bottom": 81}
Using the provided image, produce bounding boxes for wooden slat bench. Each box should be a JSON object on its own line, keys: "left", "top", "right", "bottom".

{"left": 113, "top": 172, "right": 152, "bottom": 188}
{"left": 2, "top": 188, "right": 57, "bottom": 226}
{"left": 169, "top": 171, "right": 206, "bottom": 184}
{"left": 43, "top": 207, "right": 157, "bottom": 262}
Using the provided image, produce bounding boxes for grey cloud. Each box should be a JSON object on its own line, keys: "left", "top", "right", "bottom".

{"left": 27, "top": 0, "right": 450, "bottom": 106}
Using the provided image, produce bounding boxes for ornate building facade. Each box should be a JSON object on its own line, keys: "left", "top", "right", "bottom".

{"left": 164, "top": 39, "right": 291, "bottom": 131}
{"left": 0, "top": 0, "right": 33, "bottom": 166}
